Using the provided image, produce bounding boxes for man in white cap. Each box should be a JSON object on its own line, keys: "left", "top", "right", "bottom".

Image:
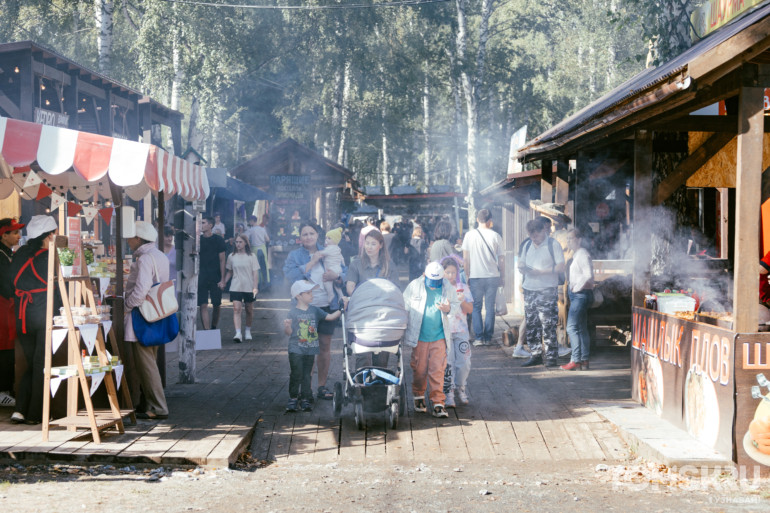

{"left": 124, "top": 220, "right": 169, "bottom": 419}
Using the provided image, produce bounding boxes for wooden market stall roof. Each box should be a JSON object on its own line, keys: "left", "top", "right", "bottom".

{"left": 515, "top": 2, "right": 770, "bottom": 164}
{"left": 513, "top": 1, "right": 770, "bottom": 334}
{"left": 0, "top": 40, "right": 183, "bottom": 141}
{"left": 231, "top": 138, "right": 360, "bottom": 193}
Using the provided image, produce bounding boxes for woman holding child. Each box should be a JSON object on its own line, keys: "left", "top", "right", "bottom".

{"left": 283, "top": 222, "right": 343, "bottom": 400}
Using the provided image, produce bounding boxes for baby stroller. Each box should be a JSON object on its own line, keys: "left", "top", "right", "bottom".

{"left": 333, "top": 278, "right": 407, "bottom": 429}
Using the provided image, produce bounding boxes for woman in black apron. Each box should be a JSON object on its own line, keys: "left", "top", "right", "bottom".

{"left": 10, "top": 215, "right": 60, "bottom": 424}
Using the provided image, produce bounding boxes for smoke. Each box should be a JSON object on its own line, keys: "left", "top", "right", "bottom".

{"left": 633, "top": 204, "right": 731, "bottom": 312}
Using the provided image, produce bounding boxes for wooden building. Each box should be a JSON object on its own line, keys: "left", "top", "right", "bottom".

{"left": 508, "top": 2, "right": 770, "bottom": 473}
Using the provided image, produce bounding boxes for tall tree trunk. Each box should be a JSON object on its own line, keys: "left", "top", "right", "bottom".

{"left": 381, "top": 90, "right": 391, "bottom": 195}
{"left": 94, "top": 0, "right": 114, "bottom": 75}
{"left": 455, "top": 0, "right": 494, "bottom": 219}
{"left": 422, "top": 64, "right": 431, "bottom": 187}
{"left": 187, "top": 96, "right": 203, "bottom": 153}
{"left": 330, "top": 64, "right": 343, "bottom": 159}
{"left": 337, "top": 60, "right": 351, "bottom": 165}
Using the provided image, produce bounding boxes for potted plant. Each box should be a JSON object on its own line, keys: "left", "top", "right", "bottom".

{"left": 58, "top": 247, "right": 74, "bottom": 277}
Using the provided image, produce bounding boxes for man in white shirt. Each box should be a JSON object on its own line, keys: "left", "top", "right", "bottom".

{"left": 462, "top": 209, "right": 505, "bottom": 345}
{"left": 518, "top": 217, "right": 565, "bottom": 367}
{"left": 246, "top": 215, "right": 271, "bottom": 291}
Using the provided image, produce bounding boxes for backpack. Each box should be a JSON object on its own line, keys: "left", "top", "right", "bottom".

{"left": 519, "top": 237, "right": 565, "bottom": 285}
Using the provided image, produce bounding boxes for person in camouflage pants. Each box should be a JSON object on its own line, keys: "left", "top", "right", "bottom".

{"left": 522, "top": 288, "right": 559, "bottom": 364}
{"left": 518, "top": 218, "right": 565, "bottom": 368}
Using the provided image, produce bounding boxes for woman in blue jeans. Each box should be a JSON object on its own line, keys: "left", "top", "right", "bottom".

{"left": 561, "top": 229, "right": 594, "bottom": 371}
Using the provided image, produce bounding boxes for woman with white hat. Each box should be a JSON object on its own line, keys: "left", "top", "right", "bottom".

{"left": 10, "top": 215, "right": 60, "bottom": 424}
{"left": 124, "top": 221, "right": 170, "bottom": 420}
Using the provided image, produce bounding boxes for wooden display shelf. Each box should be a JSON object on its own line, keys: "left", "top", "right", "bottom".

{"left": 50, "top": 409, "right": 134, "bottom": 429}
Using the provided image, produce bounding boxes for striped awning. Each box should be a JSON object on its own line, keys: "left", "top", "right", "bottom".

{"left": 0, "top": 115, "right": 209, "bottom": 201}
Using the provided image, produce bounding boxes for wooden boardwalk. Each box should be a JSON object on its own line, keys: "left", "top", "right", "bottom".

{"left": 0, "top": 294, "right": 631, "bottom": 467}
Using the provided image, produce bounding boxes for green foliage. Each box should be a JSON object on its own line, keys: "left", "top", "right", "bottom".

{"left": 0, "top": 0, "right": 655, "bottom": 191}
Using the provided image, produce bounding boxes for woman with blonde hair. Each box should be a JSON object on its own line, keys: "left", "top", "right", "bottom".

{"left": 224, "top": 234, "right": 260, "bottom": 343}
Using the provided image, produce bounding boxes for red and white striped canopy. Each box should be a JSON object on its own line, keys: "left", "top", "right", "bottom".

{"left": 0, "top": 115, "right": 209, "bottom": 201}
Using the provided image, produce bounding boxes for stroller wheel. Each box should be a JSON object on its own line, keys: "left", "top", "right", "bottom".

{"left": 388, "top": 401, "right": 399, "bottom": 430}
{"left": 332, "top": 382, "right": 343, "bottom": 417}
{"left": 398, "top": 382, "right": 406, "bottom": 417}
{"left": 354, "top": 401, "right": 365, "bottom": 430}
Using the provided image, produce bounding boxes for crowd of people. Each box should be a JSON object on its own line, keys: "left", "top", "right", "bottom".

{"left": 0, "top": 205, "right": 596, "bottom": 426}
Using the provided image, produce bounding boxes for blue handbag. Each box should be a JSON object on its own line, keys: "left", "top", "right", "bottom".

{"left": 132, "top": 308, "right": 179, "bottom": 347}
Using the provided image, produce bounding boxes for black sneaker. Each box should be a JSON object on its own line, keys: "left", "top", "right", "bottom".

{"left": 285, "top": 398, "right": 298, "bottom": 412}
{"left": 544, "top": 359, "right": 559, "bottom": 368}
{"left": 413, "top": 398, "right": 427, "bottom": 413}
{"left": 432, "top": 404, "right": 449, "bottom": 418}
{"left": 521, "top": 355, "right": 543, "bottom": 367}
{"left": 300, "top": 399, "right": 312, "bottom": 412}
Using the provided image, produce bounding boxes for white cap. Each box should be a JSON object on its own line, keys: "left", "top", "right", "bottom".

{"left": 26, "top": 215, "right": 57, "bottom": 240}
{"left": 424, "top": 261, "right": 444, "bottom": 281}
{"left": 291, "top": 280, "right": 318, "bottom": 298}
{"left": 134, "top": 221, "right": 158, "bottom": 242}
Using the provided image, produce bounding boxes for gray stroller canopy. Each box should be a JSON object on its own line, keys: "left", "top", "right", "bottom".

{"left": 346, "top": 278, "right": 407, "bottom": 342}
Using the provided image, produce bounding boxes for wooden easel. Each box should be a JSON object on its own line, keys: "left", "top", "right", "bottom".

{"left": 42, "top": 236, "right": 135, "bottom": 443}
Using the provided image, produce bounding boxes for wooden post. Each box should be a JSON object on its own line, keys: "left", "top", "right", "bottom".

{"left": 555, "top": 159, "right": 570, "bottom": 208}
{"left": 541, "top": 159, "right": 553, "bottom": 203}
{"left": 733, "top": 84, "right": 765, "bottom": 332}
{"left": 632, "top": 131, "right": 653, "bottom": 308}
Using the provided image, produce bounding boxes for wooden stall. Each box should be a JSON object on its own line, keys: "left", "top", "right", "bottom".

{"left": 230, "top": 139, "right": 361, "bottom": 274}
{"left": 513, "top": 3, "right": 770, "bottom": 473}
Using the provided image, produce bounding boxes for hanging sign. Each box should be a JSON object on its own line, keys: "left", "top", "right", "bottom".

{"left": 34, "top": 107, "right": 69, "bottom": 128}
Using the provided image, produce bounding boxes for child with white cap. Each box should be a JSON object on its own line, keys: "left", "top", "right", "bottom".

{"left": 402, "top": 261, "right": 460, "bottom": 418}
{"left": 283, "top": 280, "right": 342, "bottom": 412}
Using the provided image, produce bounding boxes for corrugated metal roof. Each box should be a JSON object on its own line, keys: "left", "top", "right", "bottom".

{"left": 517, "top": 2, "right": 770, "bottom": 160}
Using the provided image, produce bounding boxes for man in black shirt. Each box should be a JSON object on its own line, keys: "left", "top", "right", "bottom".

{"left": 198, "top": 216, "right": 226, "bottom": 330}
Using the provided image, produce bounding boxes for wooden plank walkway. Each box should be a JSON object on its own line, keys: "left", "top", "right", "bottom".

{"left": 0, "top": 293, "right": 631, "bottom": 467}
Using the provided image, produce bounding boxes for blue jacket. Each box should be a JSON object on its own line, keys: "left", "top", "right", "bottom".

{"left": 283, "top": 243, "right": 346, "bottom": 310}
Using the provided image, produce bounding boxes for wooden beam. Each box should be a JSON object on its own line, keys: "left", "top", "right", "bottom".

{"left": 541, "top": 159, "right": 553, "bottom": 203}
{"left": 0, "top": 89, "right": 21, "bottom": 119}
{"left": 31, "top": 60, "right": 71, "bottom": 86}
{"left": 76, "top": 78, "right": 106, "bottom": 100}
{"left": 18, "top": 50, "right": 33, "bottom": 121}
{"left": 65, "top": 70, "right": 78, "bottom": 129}
{"left": 632, "top": 131, "right": 653, "bottom": 308}
{"left": 689, "top": 15, "right": 770, "bottom": 82}
{"left": 733, "top": 85, "right": 765, "bottom": 332}
{"left": 652, "top": 131, "right": 734, "bottom": 205}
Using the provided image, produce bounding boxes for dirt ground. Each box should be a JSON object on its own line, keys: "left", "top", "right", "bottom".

{"left": 1, "top": 457, "right": 768, "bottom": 512}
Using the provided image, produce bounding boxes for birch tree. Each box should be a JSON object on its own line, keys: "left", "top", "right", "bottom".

{"left": 94, "top": 0, "right": 114, "bottom": 74}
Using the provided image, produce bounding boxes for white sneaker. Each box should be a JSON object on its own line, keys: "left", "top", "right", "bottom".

{"left": 244, "top": 328, "right": 252, "bottom": 341}
{"left": 445, "top": 392, "right": 456, "bottom": 408}
{"left": 512, "top": 346, "right": 531, "bottom": 358}
{"left": 558, "top": 346, "right": 572, "bottom": 358}
{"left": 10, "top": 412, "right": 24, "bottom": 424}
{"left": 457, "top": 388, "right": 469, "bottom": 405}
{"left": 0, "top": 391, "right": 16, "bottom": 407}
{"left": 432, "top": 404, "right": 449, "bottom": 418}
{"left": 472, "top": 339, "right": 484, "bottom": 347}
{"left": 233, "top": 330, "right": 242, "bottom": 343}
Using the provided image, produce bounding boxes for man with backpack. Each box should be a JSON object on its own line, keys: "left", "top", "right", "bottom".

{"left": 518, "top": 217, "right": 565, "bottom": 367}
{"left": 462, "top": 209, "right": 504, "bottom": 346}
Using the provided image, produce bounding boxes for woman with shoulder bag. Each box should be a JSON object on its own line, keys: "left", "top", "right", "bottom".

{"left": 561, "top": 228, "right": 594, "bottom": 371}
{"left": 124, "top": 221, "right": 170, "bottom": 419}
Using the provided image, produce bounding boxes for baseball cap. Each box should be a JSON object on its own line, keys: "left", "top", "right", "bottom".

{"left": 26, "top": 215, "right": 57, "bottom": 240}
{"left": 424, "top": 261, "right": 444, "bottom": 288}
{"left": 291, "top": 280, "right": 318, "bottom": 298}
{"left": 134, "top": 221, "right": 158, "bottom": 242}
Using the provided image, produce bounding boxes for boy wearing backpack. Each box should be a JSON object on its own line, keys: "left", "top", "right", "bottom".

{"left": 518, "top": 217, "right": 565, "bottom": 368}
